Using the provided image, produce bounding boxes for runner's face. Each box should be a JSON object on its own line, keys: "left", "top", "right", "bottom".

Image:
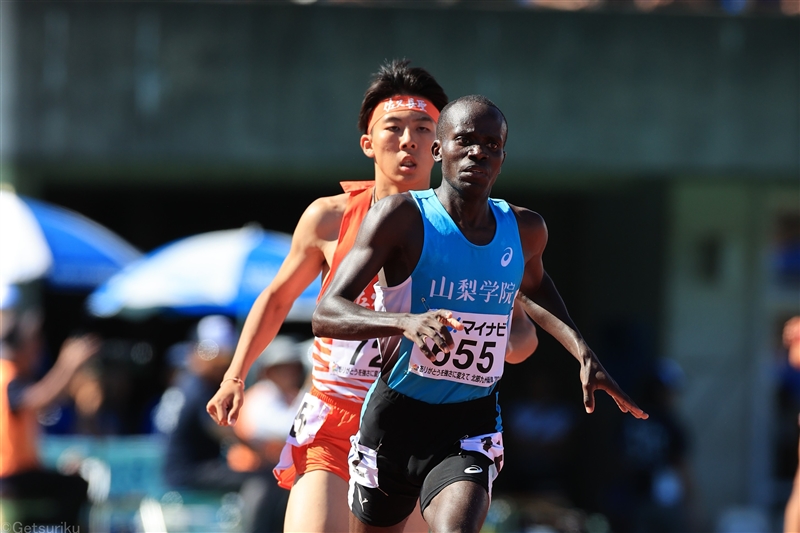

{"left": 362, "top": 109, "right": 437, "bottom": 192}
{"left": 433, "top": 102, "right": 506, "bottom": 198}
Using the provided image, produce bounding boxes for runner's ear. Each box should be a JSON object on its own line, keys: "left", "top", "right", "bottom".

{"left": 432, "top": 139, "right": 442, "bottom": 162}
{"left": 361, "top": 134, "right": 375, "bottom": 159}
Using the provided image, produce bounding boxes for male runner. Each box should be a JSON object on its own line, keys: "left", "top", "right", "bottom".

{"left": 313, "top": 95, "right": 648, "bottom": 533}
{"left": 207, "top": 61, "right": 539, "bottom": 533}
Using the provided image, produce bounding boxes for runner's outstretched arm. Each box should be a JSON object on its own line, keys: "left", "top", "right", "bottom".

{"left": 513, "top": 206, "right": 648, "bottom": 420}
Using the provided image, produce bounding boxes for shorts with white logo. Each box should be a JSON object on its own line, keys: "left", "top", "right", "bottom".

{"left": 348, "top": 378, "right": 504, "bottom": 528}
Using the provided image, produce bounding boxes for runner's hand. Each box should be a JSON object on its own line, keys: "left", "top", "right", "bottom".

{"left": 580, "top": 349, "right": 648, "bottom": 419}
{"left": 206, "top": 381, "right": 244, "bottom": 426}
{"left": 402, "top": 309, "right": 463, "bottom": 362}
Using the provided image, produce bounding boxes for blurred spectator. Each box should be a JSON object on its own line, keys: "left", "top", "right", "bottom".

{"left": 518, "top": 0, "right": 602, "bottom": 11}
{"left": 226, "top": 335, "right": 308, "bottom": 532}
{"left": 0, "top": 299, "right": 100, "bottom": 528}
{"left": 777, "top": 316, "right": 800, "bottom": 409}
{"left": 66, "top": 364, "right": 121, "bottom": 435}
{"left": 158, "top": 315, "right": 280, "bottom": 532}
{"left": 777, "top": 315, "right": 800, "bottom": 496}
{"left": 38, "top": 360, "right": 122, "bottom": 436}
{"left": 607, "top": 358, "right": 697, "bottom": 533}
{"left": 786, "top": 317, "right": 800, "bottom": 368}
{"left": 150, "top": 340, "right": 192, "bottom": 435}
{"left": 37, "top": 356, "right": 123, "bottom": 437}
{"left": 783, "top": 316, "right": 800, "bottom": 533}
{"left": 782, "top": 0, "right": 800, "bottom": 14}
{"left": 160, "top": 315, "right": 239, "bottom": 488}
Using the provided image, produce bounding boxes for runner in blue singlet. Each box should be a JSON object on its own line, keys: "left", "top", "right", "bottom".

{"left": 313, "top": 95, "right": 649, "bottom": 533}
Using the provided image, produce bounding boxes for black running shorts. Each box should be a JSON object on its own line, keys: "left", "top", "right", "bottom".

{"left": 348, "top": 378, "right": 502, "bottom": 528}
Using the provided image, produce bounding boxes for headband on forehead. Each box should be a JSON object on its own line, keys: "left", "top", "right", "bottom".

{"left": 367, "top": 96, "right": 440, "bottom": 133}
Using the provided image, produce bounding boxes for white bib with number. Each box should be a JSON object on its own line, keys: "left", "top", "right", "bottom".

{"left": 327, "top": 338, "right": 382, "bottom": 381}
{"left": 286, "top": 392, "right": 332, "bottom": 447}
{"left": 407, "top": 310, "right": 508, "bottom": 387}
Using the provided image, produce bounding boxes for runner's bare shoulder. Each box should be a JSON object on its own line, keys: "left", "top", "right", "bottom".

{"left": 508, "top": 203, "right": 548, "bottom": 259}
{"left": 508, "top": 203, "right": 546, "bottom": 233}
{"left": 295, "top": 192, "right": 349, "bottom": 248}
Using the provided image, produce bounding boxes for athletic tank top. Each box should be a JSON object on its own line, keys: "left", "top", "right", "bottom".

{"left": 374, "top": 189, "right": 524, "bottom": 404}
{"left": 310, "top": 181, "right": 382, "bottom": 403}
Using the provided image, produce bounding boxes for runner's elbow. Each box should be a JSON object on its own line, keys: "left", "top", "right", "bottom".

{"left": 311, "top": 299, "right": 336, "bottom": 338}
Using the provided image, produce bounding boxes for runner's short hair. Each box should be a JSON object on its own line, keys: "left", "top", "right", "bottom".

{"left": 358, "top": 59, "right": 448, "bottom": 134}
{"left": 436, "top": 94, "right": 508, "bottom": 143}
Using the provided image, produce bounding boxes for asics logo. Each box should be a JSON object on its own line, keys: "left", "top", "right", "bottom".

{"left": 500, "top": 247, "right": 513, "bottom": 267}
{"left": 464, "top": 465, "right": 483, "bottom": 474}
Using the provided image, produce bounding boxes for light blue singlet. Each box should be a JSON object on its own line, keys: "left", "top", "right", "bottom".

{"left": 372, "top": 188, "right": 524, "bottom": 406}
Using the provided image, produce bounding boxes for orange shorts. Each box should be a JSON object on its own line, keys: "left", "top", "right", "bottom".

{"left": 273, "top": 387, "right": 362, "bottom": 490}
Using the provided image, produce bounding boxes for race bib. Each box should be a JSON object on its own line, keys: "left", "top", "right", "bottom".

{"left": 348, "top": 432, "right": 379, "bottom": 489}
{"left": 287, "top": 393, "right": 332, "bottom": 446}
{"left": 328, "top": 338, "right": 381, "bottom": 380}
{"left": 408, "top": 310, "right": 508, "bottom": 387}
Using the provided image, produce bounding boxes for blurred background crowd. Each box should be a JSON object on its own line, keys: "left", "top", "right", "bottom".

{"left": 0, "top": 0, "right": 797, "bottom": 532}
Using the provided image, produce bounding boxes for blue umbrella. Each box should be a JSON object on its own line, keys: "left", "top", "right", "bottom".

{"left": 0, "top": 187, "right": 142, "bottom": 290}
{"left": 87, "top": 225, "right": 321, "bottom": 321}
